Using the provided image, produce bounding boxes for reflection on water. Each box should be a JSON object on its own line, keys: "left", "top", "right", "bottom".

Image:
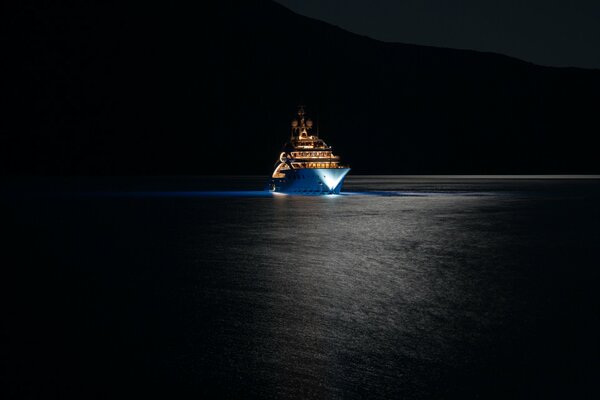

{"left": 2, "top": 176, "right": 599, "bottom": 399}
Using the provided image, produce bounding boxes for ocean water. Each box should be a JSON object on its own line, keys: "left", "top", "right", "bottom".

{"left": 2, "top": 176, "right": 599, "bottom": 399}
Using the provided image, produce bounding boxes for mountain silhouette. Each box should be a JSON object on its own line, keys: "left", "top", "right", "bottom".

{"left": 2, "top": 0, "right": 599, "bottom": 174}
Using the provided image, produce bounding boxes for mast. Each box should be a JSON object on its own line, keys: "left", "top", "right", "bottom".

{"left": 291, "top": 105, "right": 306, "bottom": 139}
{"left": 298, "top": 105, "right": 308, "bottom": 138}
{"left": 292, "top": 105, "right": 313, "bottom": 139}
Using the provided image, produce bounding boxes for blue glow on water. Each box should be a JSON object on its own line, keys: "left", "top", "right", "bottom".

{"left": 80, "top": 191, "right": 276, "bottom": 198}
{"left": 74, "top": 190, "right": 508, "bottom": 198}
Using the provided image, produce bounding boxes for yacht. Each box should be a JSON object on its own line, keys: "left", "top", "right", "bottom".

{"left": 267, "top": 106, "right": 350, "bottom": 194}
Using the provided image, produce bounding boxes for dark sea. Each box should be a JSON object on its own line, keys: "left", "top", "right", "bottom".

{"left": 2, "top": 176, "right": 599, "bottom": 399}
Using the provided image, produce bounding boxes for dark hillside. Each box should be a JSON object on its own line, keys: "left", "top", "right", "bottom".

{"left": 2, "top": 0, "right": 599, "bottom": 174}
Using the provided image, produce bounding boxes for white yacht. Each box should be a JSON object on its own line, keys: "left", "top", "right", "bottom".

{"left": 267, "top": 106, "right": 350, "bottom": 194}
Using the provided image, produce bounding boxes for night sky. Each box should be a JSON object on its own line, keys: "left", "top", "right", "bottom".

{"left": 275, "top": 0, "right": 600, "bottom": 69}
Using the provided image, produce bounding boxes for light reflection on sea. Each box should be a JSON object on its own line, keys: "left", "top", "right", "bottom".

{"left": 1, "top": 175, "right": 599, "bottom": 399}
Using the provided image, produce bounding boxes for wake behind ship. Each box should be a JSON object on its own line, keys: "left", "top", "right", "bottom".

{"left": 267, "top": 106, "right": 350, "bottom": 195}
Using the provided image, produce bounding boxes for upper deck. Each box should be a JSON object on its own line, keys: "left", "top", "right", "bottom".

{"left": 272, "top": 106, "right": 347, "bottom": 178}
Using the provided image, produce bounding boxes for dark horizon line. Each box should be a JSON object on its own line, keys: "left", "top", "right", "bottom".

{"left": 3, "top": 174, "right": 600, "bottom": 179}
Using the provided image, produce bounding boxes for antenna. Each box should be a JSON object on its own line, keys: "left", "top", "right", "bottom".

{"left": 298, "top": 105, "right": 306, "bottom": 117}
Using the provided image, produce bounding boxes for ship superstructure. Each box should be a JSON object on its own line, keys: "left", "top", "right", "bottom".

{"left": 267, "top": 106, "right": 350, "bottom": 194}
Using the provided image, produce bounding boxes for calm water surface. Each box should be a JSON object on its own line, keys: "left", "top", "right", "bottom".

{"left": 2, "top": 176, "right": 599, "bottom": 399}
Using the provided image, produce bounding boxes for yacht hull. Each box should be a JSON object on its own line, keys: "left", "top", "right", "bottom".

{"left": 268, "top": 168, "right": 350, "bottom": 195}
